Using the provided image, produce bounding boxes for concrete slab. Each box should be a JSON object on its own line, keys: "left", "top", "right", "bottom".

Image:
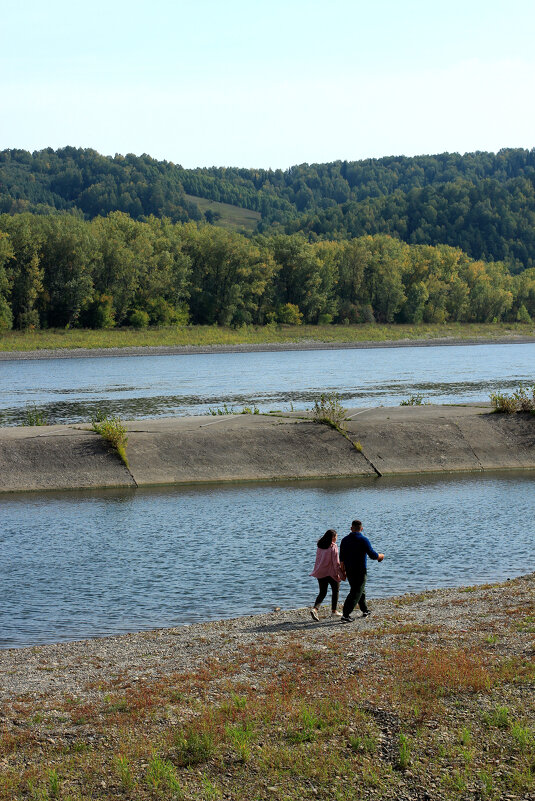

{"left": 345, "top": 418, "right": 483, "bottom": 474}
{"left": 343, "top": 405, "right": 535, "bottom": 475}
{"left": 0, "top": 427, "right": 135, "bottom": 492}
{"left": 126, "top": 416, "right": 375, "bottom": 485}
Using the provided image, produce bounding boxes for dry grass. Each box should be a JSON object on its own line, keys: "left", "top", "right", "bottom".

{"left": 1, "top": 321, "right": 534, "bottom": 353}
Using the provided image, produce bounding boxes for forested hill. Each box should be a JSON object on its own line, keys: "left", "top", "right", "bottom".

{"left": 2, "top": 146, "right": 535, "bottom": 271}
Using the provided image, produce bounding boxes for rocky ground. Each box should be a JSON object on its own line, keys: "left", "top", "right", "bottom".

{"left": 1, "top": 575, "right": 535, "bottom": 800}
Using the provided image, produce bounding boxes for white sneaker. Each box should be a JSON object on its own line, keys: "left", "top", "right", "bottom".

{"left": 310, "top": 608, "right": 319, "bottom": 621}
{"left": 331, "top": 610, "right": 342, "bottom": 616}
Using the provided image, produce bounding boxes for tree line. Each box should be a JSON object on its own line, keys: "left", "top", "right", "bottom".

{"left": 2, "top": 147, "right": 535, "bottom": 272}
{"left": 1, "top": 212, "right": 534, "bottom": 332}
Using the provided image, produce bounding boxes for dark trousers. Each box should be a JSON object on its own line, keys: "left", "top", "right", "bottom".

{"left": 342, "top": 572, "right": 368, "bottom": 618}
{"left": 314, "top": 577, "right": 340, "bottom": 611}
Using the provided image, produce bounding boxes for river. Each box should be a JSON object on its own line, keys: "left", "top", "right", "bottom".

{"left": 1, "top": 471, "right": 534, "bottom": 648}
{"left": 1, "top": 341, "right": 534, "bottom": 425}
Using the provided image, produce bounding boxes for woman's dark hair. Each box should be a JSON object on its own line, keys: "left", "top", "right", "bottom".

{"left": 317, "top": 529, "right": 336, "bottom": 549}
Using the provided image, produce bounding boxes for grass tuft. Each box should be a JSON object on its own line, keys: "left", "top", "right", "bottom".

{"left": 91, "top": 415, "right": 129, "bottom": 467}
{"left": 23, "top": 406, "right": 48, "bottom": 426}
{"left": 173, "top": 728, "right": 215, "bottom": 766}
{"left": 146, "top": 754, "right": 182, "bottom": 796}
{"left": 490, "top": 384, "right": 535, "bottom": 413}
{"left": 396, "top": 733, "right": 411, "bottom": 771}
{"left": 312, "top": 391, "right": 347, "bottom": 430}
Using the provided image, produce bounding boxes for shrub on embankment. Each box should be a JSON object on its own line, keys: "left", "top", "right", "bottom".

{"left": 490, "top": 384, "right": 535, "bottom": 413}
{"left": 91, "top": 414, "right": 129, "bottom": 466}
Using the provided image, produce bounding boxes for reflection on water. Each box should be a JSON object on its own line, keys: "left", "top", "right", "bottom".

{"left": 1, "top": 472, "right": 534, "bottom": 647}
{"left": 1, "top": 342, "right": 534, "bottom": 425}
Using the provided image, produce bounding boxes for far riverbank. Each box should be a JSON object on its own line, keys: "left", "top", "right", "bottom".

{"left": 1, "top": 322, "right": 534, "bottom": 359}
{"left": 2, "top": 333, "right": 535, "bottom": 361}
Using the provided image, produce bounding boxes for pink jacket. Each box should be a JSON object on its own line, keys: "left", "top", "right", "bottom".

{"left": 310, "top": 542, "right": 344, "bottom": 582}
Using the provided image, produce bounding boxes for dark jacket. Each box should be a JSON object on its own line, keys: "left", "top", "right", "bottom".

{"left": 339, "top": 531, "right": 379, "bottom": 574}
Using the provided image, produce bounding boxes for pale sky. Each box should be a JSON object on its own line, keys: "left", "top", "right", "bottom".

{"left": 2, "top": 0, "right": 535, "bottom": 169}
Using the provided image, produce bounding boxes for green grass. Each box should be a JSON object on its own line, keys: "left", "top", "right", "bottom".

{"left": 22, "top": 406, "right": 48, "bottom": 426}
{"left": 2, "top": 633, "right": 535, "bottom": 800}
{"left": 184, "top": 194, "right": 261, "bottom": 232}
{"left": 490, "top": 384, "right": 535, "bottom": 413}
{"left": 91, "top": 415, "right": 129, "bottom": 467}
{"left": 312, "top": 391, "right": 347, "bottom": 429}
{"left": 0, "top": 322, "right": 533, "bottom": 353}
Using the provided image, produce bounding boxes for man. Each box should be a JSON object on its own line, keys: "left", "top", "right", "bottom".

{"left": 339, "top": 519, "right": 384, "bottom": 624}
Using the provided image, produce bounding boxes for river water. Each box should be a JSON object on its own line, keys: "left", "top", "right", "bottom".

{"left": 1, "top": 471, "right": 534, "bottom": 648}
{"left": 1, "top": 342, "right": 534, "bottom": 425}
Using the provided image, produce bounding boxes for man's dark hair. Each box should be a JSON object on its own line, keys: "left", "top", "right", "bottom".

{"left": 351, "top": 520, "right": 362, "bottom": 530}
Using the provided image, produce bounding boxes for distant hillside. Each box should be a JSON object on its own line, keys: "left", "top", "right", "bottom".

{"left": 0, "top": 147, "right": 201, "bottom": 223}
{"left": 184, "top": 194, "right": 260, "bottom": 233}
{"left": 1, "top": 146, "right": 535, "bottom": 270}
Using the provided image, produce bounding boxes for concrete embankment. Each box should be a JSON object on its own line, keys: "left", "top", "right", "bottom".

{"left": 0, "top": 404, "right": 534, "bottom": 493}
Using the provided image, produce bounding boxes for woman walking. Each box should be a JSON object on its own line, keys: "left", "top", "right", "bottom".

{"left": 310, "top": 529, "right": 345, "bottom": 620}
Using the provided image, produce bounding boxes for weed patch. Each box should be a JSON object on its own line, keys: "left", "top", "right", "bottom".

{"left": 392, "top": 646, "right": 492, "bottom": 708}
{"left": 400, "top": 393, "right": 430, "bottom": 406}
{"left": 312, "top": 392, "right": 347, "bottom": 429}
{"left": 173, "top": 727, "right": 215, "bottom": 766}
{"left": 490, "top": 384, "right": 535, "bottom": 413}
{"left": 23, "top": 406, "right": 48, "bottom": 426}
{"left": 91, "top": 414, "right": 129, "bottom": 467}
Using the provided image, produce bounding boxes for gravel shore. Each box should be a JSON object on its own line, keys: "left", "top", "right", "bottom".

{"left": 2, "top": 574, "right": 533, "bottom": 704}
{"left": 2, "top": 575, "right": 535, "bottom": 800}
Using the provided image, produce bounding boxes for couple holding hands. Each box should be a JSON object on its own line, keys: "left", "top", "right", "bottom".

{"left": 310, "top": 520, "right": 384, "bottom": 624}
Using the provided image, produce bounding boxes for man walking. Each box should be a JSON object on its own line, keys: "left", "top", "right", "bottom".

{"left": 339, "top": 520, "right": 384, "bottom": 624}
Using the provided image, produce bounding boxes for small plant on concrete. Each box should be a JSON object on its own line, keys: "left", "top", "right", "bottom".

{"left": 208, "top": 404, "right": 260, "bottom": 415}
{"left": 490, "top": 384, "right": 535, "bottom": 413}
{"left": 400, "top": 394, "right": 430, "bottom": 406}
{"left": 23, "top": 405, "right": 48, "bottom": 426}
{"left": 312, "top": 392, "right": 347, "bottom": 430}
{"left": 208, "top": 404, "right": 233, "bottom": 415}
{"left": 513, "top": 386, "right": 535, "bottom": 411}
{"left": 91, "top": 414, "right": 128, "bottom": 467}
{"left": 490, "top": 391, "right": 519, "bottom": 413}
{"left": 91, "top": 406, "right": 109, "bottom": 423}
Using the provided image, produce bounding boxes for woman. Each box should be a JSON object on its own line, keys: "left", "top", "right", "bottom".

{"left": 310, "top": 529, "right": 345, "bottom": 620}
